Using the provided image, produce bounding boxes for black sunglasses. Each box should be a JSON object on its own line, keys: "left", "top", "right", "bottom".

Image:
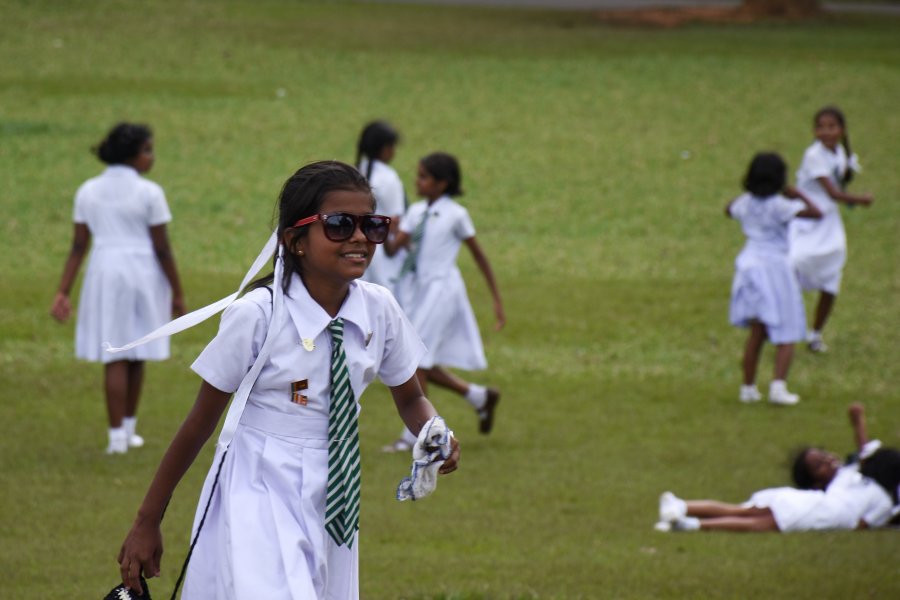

{"left": 292, "top": 212, "right": 391, "bottom": 244}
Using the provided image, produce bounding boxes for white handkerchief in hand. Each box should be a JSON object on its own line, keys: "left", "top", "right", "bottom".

{"left": 396, "top": 415, "right": 452, "bottom": 502}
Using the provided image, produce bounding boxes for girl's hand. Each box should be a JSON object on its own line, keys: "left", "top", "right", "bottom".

{"left": 118, "top": 519, "right": 163, "bottom": 595}
{"left": 854, "top": 193, "right": 874, "bottom": 207}
{"left": 172, "top": 295, "right": 187, "bottom": 318}
{"left": 50, "top": 292, "right": 72, "bottom": 322}
{"left": 493, "top": 300, "right": 506, "bottom": 331}
{"left": 438, "top": 435, "right": 460, "bottom": 475}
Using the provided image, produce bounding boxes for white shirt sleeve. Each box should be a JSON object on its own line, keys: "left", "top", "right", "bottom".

{"left": 728, "top": 195, "right": 747, "bottom": 220}
{"left": 454, "top": 205, "right": 476, "bottom": 240}
{"left": 377, "top": 170, "right": 406, "bottom": 218}
{"left": 377, "top": 290, "right": 427, "bottom": 387}
{"left": 145, "top": 181, "right": 173, "bottom": 226}
{"left": 191, "top": 293, "right": 270, "bottom": 393}
{"left": 803, "top": 146, "right": 832, "bottom": 181}
{"left": 774, "top": 195, "right": 805, "bottom": 223}
{"left": 73, "top": 182, "right": 89, "bottom": 224}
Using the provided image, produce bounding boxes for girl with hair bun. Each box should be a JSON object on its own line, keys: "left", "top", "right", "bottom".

{"left": 51, "top": 122, "right": 185, "bottom": 454}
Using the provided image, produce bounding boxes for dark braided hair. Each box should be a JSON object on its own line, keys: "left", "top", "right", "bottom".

{"left": 356, "top": 121, "right": 399, "bottom": 182}
{"left": 791, "top": 447, "right": 816, "bottom": 490}
{"left": 814, "top": 106, "right": 854, "bottom": 186}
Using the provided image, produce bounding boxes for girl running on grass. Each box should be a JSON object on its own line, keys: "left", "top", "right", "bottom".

{"left": 355, "top": 120, "right": 407, "bottom": 290}
{"left": 382, "top": 152, "right": 505, "bottom": 452}
{"left": 50, "top": 122, "right": 185, "bottom": 454}
{"left": 115, "top": 161, "right": 458, "bottom": 599}
{"left": 726, "top": 152, "right": 821, "bottom": 405}
{"left": 789, "top": 106, "right": 874, "bottom": 353}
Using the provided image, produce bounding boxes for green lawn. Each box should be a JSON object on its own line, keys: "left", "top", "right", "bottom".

{"left": 1, "top": 1, "right": 898, "bottom": 598}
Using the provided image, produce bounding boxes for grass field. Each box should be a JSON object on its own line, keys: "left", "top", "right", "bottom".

{"left": 1, "top": 1, "right": 899, "bottom": 598}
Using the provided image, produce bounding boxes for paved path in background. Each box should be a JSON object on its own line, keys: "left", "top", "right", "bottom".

{"left": 362, "top": 0, "right": 900, "bottom": 15}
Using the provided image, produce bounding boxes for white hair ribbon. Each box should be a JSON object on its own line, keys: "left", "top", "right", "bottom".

{"left": 104, "top": 230, "right": 279, "bottom": 354}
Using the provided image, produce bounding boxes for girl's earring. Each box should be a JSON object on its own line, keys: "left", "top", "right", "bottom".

{"left": 296, "top": 250, "right": 304, "bottom": 257}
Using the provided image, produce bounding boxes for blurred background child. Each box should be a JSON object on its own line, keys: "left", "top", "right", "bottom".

{"left": 383, "top": 152, "right": 505, "bottom": 451}
{"left": 789, "top": 106, "right": 874, "bottom": 353}
{"left": 355, "top": 120, "right": 407, "bottom": 290}
{"left": 50, "top": 122, "right": 185, "bottom": 454}
{"left": 726, "top": 153, "right": 821, "bottom": 405}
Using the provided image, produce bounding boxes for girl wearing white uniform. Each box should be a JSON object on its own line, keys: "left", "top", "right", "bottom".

{"left": 656, "top": 403, "right": 896, "bottom": 533}
{"left": 51, "top": 122, "right": 185, "bottom": 454}
{"left": 384, "top": 152, "right": 505, "bottom": 451}
{"left": 116, "top": 161, "right": 459, "bottom": 599}
{"left": 789, "top": 106, "right": 874, "bottom": 353}
{"left": 727, "top": 153, "right": 821, "bottom": 405}
{"left": 355, "top": 120, "right": 407, "bottom": 289}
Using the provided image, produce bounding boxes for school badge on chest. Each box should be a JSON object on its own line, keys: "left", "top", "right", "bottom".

{"left": 291, "top": 380, "right": 309, "bottom": 406}
{"left": 301, "top": 338, "right": 315, "bottom": 352}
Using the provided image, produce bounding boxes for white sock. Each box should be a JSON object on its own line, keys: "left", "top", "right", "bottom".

{"left": 109, "top": 427, "right": 127, "bottom": 442}
{"left": 674, "top": 516, "right": 701, "bottom": 531}
{"left": 770, "top": 380, "right": 787, "bottom": 392}
{"left": 123, "top": 416, "right": 137, "bottom": 438}
{"left": 808, "top": 330, "right": 822, "bottom": 342}
{"left": 740, "top": 384, "right": 758, "bottom": 394}
{"left": 465, "top": 383, "right": 488, "bottom": 410}
{"left": 400, "top": 427, "right": 417, "bottom": 446}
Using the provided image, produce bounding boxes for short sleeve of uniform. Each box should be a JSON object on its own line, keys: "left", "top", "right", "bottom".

{"left": 73, "top": 183, "right": 89, "bottom": 224}
{"left": 399, "top": 204, "right": 421, "bottom": 235}
{"left": 773, "top": 195, "right": 805, "bottom": 223}
{"left": 859, "top": 484, "right": 893, "bottom": 528}
{"left": 453, "top": 205, "right": 476, "bottom": 240}
{"left": 145, "top": 181, "right": 172, "bottom": 226}
{"left": 376, "top": 290, "right": 427, "bottom": 386}
{"left": 728, "top": 195, "right": 748, "bottom": 220}
{"left": 378, "top": 171, "right": 406, "bottom": 218}
{"left": 191, "top": 294, "right": 269, "bottom": 393}
{"left": 803, "top": 146, "right": 832, "bottom": 180}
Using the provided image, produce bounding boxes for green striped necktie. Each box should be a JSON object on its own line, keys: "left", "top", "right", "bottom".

{"left": 397, "top": 208, "right": 429, "bottom": 278}
{"left": 324, "top": 318, "right": 361, "bottom": 547}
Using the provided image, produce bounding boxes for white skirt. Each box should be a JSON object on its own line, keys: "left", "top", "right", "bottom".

{"left": 182, "top": 405, "right": 358, "bottom": 600}
{"left": 729, "top": 249, "right": 806, "bottom": 345}
{"left": 789, "top": 214, "right": 847, "bottom": 294}
{"left": 744, "top": 487, "right": 855, "bottom": 532}
{"left": 394, "top": 268, "right": 487, "bottom": 371}
{"left": 75, "top": 245, "right": 170, "bottom": 362}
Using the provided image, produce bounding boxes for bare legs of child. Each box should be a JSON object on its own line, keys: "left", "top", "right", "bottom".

{"left": 807, "top": 291, "right": 835, "bottom": 353}
{"left": 656, "top": 492, "right": 779, "bottom": 532}
{"left": 739, "top": 321, "right": 798, "bottom": 405}
{"left": 104, "top": 360, "right": 146, "bottom": 454}
{"left": 382, "top": 365, "right": 500, "bottom": 452}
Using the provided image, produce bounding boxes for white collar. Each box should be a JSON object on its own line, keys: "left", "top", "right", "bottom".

{"left": 284, "top": 275, "right": 371, "bottom": 343}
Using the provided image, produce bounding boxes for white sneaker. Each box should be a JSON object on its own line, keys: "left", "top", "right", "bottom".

{"left": 128, "top": 434, "right": 145, "bottom": 448}
{"left": 105, "top": 431, "right": 128, "bottom": 455}
{"left": 769, "top": 381, "right": 799, "bottom": 406}
{"left": 739, "top": 385, "right": 762, "bottom": 403}
{"left": 380, "top": 439, "right": 413, "bottom": 454}
{"left": 654, "top": 521, "right": 672, "bottom": 532}
{"left": 807, "top": 338, "right": 828, "bottom": 353}
{"left": 659, "top": 491, "right": 687, "bottom": 522}
{"left": 671, "top": 516, "right": 701, "bottom": 532}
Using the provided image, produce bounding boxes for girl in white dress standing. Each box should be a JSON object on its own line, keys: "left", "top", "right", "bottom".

{"left": 115, "top": 161, "right": 459, "bottom": 599}
{"left": 355, "top": 120, "right": 407, "bottom": 290}
{"left": 384, "top": 152, "right": 505, "bottom": 451}
{"left": 51, "top": 122, "right": 185, "bottom": 454}
{"left": 727, "top": 153, "right": 822, "bottom": 405}
{"left": 789, "top": 106, "right": 874, "bottom": 352}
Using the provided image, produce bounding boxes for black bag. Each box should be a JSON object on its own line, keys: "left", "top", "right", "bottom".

{"left": 104, "top": 576, "right": 151, "bottom": 599}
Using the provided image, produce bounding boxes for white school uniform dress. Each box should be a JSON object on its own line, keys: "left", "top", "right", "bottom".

{"left": 358, "top": 158, "right": 407, "bottom": 290}
{"left": 72, "top": 165, "right": 172, "bottom": 362}
{"left": 744, "top": 465, "right": 893, "bottom": 532}
{"left": 728, "top": 192, "right": 807, "bottom": 344}
{"left": 394, "top": 195, "right": 487, "bottom": 371}
{"left": 789, "top": 140, "right": 850, "bottom": 294}
{"left": 183, "top": 276, "right": 425, "bottom": 600}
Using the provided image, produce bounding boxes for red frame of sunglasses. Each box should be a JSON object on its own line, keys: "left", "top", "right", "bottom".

{"left": 292, "top": 213, "right": 392, "bottom": 243}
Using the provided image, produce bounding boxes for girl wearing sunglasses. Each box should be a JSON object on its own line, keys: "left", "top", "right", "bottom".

{"left": 115, "top": 161, "right": 459, "bottom": 599}
{"left": 355, "top": 120, "right": 407, "bottom": 290}
{"left": 382, "top": 152, "right": 506, "bottom": 452}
